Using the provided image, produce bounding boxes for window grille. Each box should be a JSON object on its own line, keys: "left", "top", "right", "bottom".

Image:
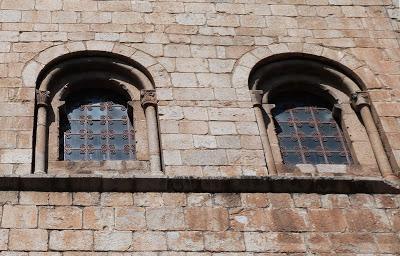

{"left": 63, "top": 94, "right": 135, "bottom": 161}
{"left": 272, "top": 94, "right": 352, "bottom": 165}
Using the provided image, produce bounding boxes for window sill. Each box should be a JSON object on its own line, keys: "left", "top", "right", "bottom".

{"left": 276, "top": 163, "right": 381, "bottom": 178}
{"left": 47, "top": 160, "right": 150, "bottom": 175}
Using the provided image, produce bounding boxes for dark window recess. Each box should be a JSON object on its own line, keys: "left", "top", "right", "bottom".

{"left": 272, "top": 95, "right": 352, "bottom": 165}
{"left": 63, "top": 95, "right": 135, "bottom": 161}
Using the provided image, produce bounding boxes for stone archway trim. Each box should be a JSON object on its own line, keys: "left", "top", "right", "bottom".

{"left": 231, "top": 43, "right": 382, "bottom": 90}
{"left": 237, "top": 43, "right": 396, "bottom": 180}
{"left": 22, "top": 41, "right": 172, "bottom": 89}
{"left": 24, "top": 41, "right": 170, "bottom": 175}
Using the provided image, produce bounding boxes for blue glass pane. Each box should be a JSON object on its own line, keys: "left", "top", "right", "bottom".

{"left": 278, "top": 122, "right": 295, "bottom": 135}
{"left": 69, "top": 121, "right": 84, "bottom": 133}
{"left": 302, "top": 137, "right": 320, "bottom": 150}
{"left": 88, "top": 136, "right": 102, "bottom": 149}
{"left": 65, "top": 135, "right": 84, "bottom": 147}
{"left": 109, "top": 106, "right": 126, "bottom": 119}
{"left": 293, "top": 108, "right": 310, "bottom": 121}
{"left": 88, "top": 106, "right": 104, "bottom": 119}
{"left": 296, "top": 122, "right": 316, "bottom": 136}
{"left": 318, "top": 123, "right": 337, "bottom": 136}
{"left": 306, "top": 152, "right": 325, "bottom": 164}
{"left": 68, "top": 108, "right": 83, "bottom": 120}
{"left": 88, "top": 150, "right": 105, "bottom": 161}
{"left": 274, "top": 111, "right": 291, "bottom": 122}
{"left": 88, "top": 121, "right": 103, "bottom": 134}
{"left": 109, "top": 121, "right": 126, "bottom": 131}
{"left": 110, "top": 150, "right": 131, "bottom": 160}
{"left": 111, "top": 135, "right": 129, "bottom": 149}
{"left": 282, "top": 152, "right": 302, "bottom": 165}
{"left": 314, "top": 109, "right": 332, "bottom": 122}
{"left": 323, "top": 137, "right": 343, "bottom": 151}
{"left": 328, "top": 152, "right": 348, "bottom": 164}
{"left": 66, "top": 150, "right": 85, "bottom": 161}
{"left": 278, "top": 137, "right": 298, "bottom": 150}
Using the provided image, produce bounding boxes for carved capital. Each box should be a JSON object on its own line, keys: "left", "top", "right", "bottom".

{"left": 140, "top": 89, "right": 157, "bottom": 107}
{"left": 35, "top": 89, "right": 50, "bottom": 107}
{"left": 251, "top": 90, "right": 264, "bottom": 107}
{"left": 351, "top": 91, "right": 370, "bottom": 110}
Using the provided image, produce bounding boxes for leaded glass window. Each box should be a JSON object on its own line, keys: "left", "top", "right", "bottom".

{"left": 63, "top": 93, "right": 135, "bottom": 161}
{"left": 272, "top": 93, "right": 352, "bottom": 165}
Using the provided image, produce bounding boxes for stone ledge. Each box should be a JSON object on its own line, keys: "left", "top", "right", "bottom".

{"left": 0, "top": 175, "right": 398, "bottom": 194}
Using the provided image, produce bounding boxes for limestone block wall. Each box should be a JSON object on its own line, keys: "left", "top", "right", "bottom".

{"left": 0, "top": 0, "right": 398, "bottom": 178}
{"left": 0, "top": 191, "right": 396, "bottom": 254}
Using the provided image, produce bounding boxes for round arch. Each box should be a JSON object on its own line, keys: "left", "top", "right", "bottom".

{"left": 238, "top": 43, "right": 396, "bottom": 180}
{"left": 231, "top": 43, "right": 382, "bottom": 91}
{"left": 29, "top": 42, "right": 165, "bottom": 175}
{"left": 22, "top": 41, "right": 171, "bottom": 90}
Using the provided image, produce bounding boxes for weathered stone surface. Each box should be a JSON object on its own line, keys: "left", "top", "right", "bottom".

{"left": 49, "top": 230, "right": 93, "bottom": 251}
{"left": 73, "top": 192, "right": 100, "bottom": 206}
{"left": 9, "top": 229, "right": 48, "bottom": 251}
{"left": 1, "top": 205, "right": 37, "bottom": 228}
{"left": 166, "top": 231, "right": 204, "bottom": 251}
{"left": 146, "top": 207, "right": 185, "bottom": 230}
{"left": 132, "top": 231, "right": 167, "bottom": 251}
{"left": 100, "top": 193, "right": 133, "bottom": 206}
{"left": 115, "top": 207, "right": 146, "bottom": 230}
{"left": 20, "top": 192, "right": 48, "bottom": 205}
{"left": 94, "top": 231, "right": 132, "bottom": 251}
{"left": 204, "top": 231, "right": 245, "bottom": 251}
{"left": 39, "top": 206, "right": 82, "bottom": 229}
{"left": 83, "top": 206, "right": 114, "bottom": 230}
{"left": 185, "top": 207, "right": 229, "bottom": 231}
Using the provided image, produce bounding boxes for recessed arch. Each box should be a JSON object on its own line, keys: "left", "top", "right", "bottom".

{"left": 29, "top": 42, "right": 165, "bottom": 175}
{"left": 231, "top": 43, "right": 382, "bottom": 91}
{"left": 241, "top": 44, "right": 396, "bottom": 180}
{"left": 22, "top": 41, "right": 172, "bottom": 90}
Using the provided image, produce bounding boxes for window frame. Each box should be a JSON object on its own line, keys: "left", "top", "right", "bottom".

{"left": 33, "top": 56, "right": 162, "bottom": 175}
{"left": 249, "top": 59, "right": 383, "bottom": 177}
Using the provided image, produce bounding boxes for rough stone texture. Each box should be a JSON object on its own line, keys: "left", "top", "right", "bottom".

{"left": 0, "top": 192, "right": 398, "bottom": 253}
{"left": 1, "top": 0, "right": 400, "bottom": 254}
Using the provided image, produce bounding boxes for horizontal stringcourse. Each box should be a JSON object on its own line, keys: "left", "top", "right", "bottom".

{"left": 0, "top": 175, "right": 398, "bottom": 194}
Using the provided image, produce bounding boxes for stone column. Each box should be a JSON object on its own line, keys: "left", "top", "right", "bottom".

{"left": 251, "top": 90, "right": 277, "bottom": 175}
{"left": 351, "top": 91, "right": 396, "bottom": 179}
{"left": 34, "top": 89, "right": 50, "bottom": 174}
{"left": 141, "top": 89, "right": 162, "bottom": 174}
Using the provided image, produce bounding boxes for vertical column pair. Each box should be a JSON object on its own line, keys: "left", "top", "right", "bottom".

{"left": 34, "top": 89, "right": 162, "bottom": 175}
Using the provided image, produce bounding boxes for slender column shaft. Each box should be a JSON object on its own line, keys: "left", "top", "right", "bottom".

{"left": 34, "top": 106, "right": 47, "bottom": 174}
{"left": 254, "top": 106, "right": 277, "bottom": 175}
{"left": 251, "top": 90, "right": 277, "bottom": 175}
{"left": 359, "top": 105, "right": 394, "bottom": 178}
{"left": 145, "top": 105, "right": 162, "bottom": 173}
{"left": 141, "top": 89, "right": 162, "bottom": 174}
{"left": 34, "top": 90, "right": 50, "bottom": 174}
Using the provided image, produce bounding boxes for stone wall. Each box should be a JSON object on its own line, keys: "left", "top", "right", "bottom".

{"left": 0, "top": 0, "right": 399, "bottom": 177}
{"left": 0, "top": 191, "right": 397, "bottom": 254}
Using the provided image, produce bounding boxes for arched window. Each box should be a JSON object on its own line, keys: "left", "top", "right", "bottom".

{"left": 271, "top": 92, "right": 352, "bottom": 165}
{"left": 249, "top": 55, "right": 393, "bottom": 178}
{"left": 33, "top": 54, "right": 162, "bottom": 174}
